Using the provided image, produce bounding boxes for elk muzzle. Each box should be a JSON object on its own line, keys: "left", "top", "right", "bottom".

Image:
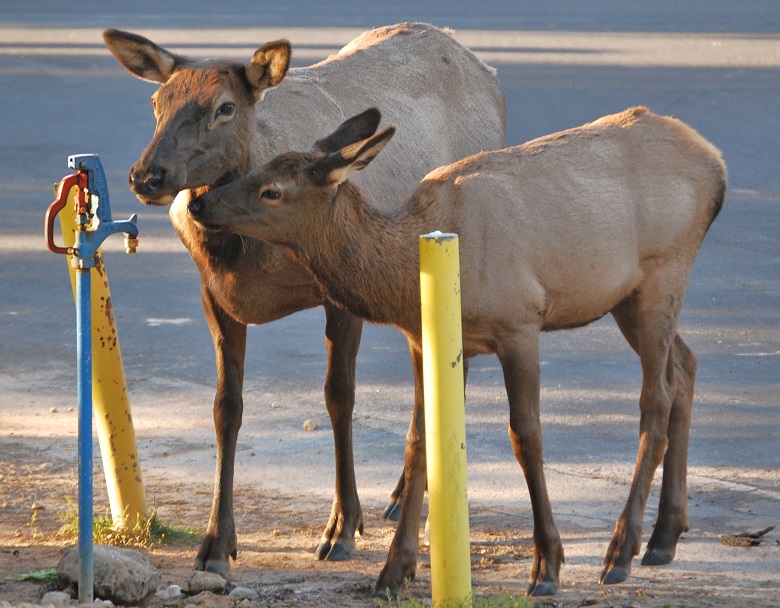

{"left": 128, "top": 163, "right": 174, "bottom": 205}
{"left": 187, "top": 192, "right": 223, "bottom": 231}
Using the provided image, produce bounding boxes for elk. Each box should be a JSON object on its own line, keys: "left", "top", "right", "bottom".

{"left": 103, "top": 24, "right": 505, "bottom": 576}
{"left": 187, "top": 106, "right": 727, "bottom": 596}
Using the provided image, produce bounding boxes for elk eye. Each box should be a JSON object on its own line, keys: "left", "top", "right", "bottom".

{"left": 216, "top": 102, "right": 235, "bottom": 117}
{"left": 261, "top": 187, "right": 281, "bottom": 201}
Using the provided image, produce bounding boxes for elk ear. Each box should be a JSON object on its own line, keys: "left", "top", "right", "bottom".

{"left": 322, "top": 126, "right": 396, "bottom": 186}
{"left": 312, "top": 109, "right": 382, "bottom": 155}
{"left": 103, "top": 28, "right": 184, "bottom": 84}
{"left": 246, "top": 40, "right": 291, "bottom": 102}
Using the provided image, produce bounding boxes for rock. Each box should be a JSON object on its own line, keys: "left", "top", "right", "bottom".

{"left": 188, "top": 571, "right": 227, "bottom": 594}
{"left": 57, "top": 545, "right": 161, "bottom": 605}
{"left": 43, "top": 592, "right": 71, "bottom": 607}
{"left": 303, "top": 418, "right": 321, "bottom": 432}
{"left": 228, "top": 586, "right": 258, "bottom": 600}
{"left": 186, "top": 591, "right": 233, "bottom": 608}
{"left": 41, "top": 591, "right": 72, "bottom": 608}
{"left": 156, "top": 583, "right": 184, "bottom": 604}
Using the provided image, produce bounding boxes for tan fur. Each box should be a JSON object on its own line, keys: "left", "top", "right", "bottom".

{"left": 190, "top": 107, "right": 727, "bottom": 597}
{"left": 104, "top": 23, "right": 505, "bottom": 576}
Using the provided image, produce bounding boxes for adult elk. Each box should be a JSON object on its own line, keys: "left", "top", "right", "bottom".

{"left": 187, "top": 107, "right": 727, "bottom": 596}
{"left": 103, "top": 24, "right": 505, "bottom": 576}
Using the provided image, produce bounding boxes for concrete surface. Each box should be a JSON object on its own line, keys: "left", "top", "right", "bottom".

{"left": 1, "top": 1, "right": 778, "bottom": 602}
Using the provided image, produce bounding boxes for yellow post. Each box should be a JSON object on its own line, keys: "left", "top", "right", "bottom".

{"left": 58, "top": 185, "right": 147, "bottom": 530}
{"left": 419, "top": 231, "right": 471, "bottom": 607}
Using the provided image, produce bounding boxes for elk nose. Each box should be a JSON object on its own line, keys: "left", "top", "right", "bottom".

{"left": 129, "top": 165, "right": 166, "bottom": 193}
{"left": 187, "top": 196, "right": 202, "bottom": 216}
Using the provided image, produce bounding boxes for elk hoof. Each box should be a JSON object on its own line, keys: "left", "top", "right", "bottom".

{"left": 599, "top": 565, "right": 629, "bottom": 585}
{"left": 372, "top": 565, "right": 415, "bottom": 599}
{"left": 315, "top": 539, "right": 354, "bottom": 562}
{"left": 371, "top": 586, "right": 396, "bottom": 601}
{"left": 314, "top": 540, "right": 331, "bottom": 560}
{"left": 642, "top": 547, "right": 674, "bottom": 566}
{"left": 527, "top": 580, "right": 557, "bottom": 596}
{"left": 382, "top": 502, "right": 401, "bottom": 521}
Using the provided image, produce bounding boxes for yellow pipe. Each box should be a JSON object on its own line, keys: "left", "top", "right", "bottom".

{"left": 58, "top": 184, "right": 147, "bottom": 530}
{"left": 419, "top": 232, "right": 471, "bottom": 606}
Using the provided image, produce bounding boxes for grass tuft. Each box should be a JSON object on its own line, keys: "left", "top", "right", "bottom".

{"left": 56, "top": 496, "right": 201, "bottom": 548}
{"left": 4, "top": 568, "right": 58, "bottom": 582}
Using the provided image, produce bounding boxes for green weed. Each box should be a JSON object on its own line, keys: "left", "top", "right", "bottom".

{"left": 56, "top": 496, "right": 201, "bottom": 548}
{"left": 4, "top": 568, "right": 58, "bottom": 582}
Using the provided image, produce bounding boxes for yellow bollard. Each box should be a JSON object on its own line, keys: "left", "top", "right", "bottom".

{"left": 58, "top": 184, "right": 147, "bottom": 530}
{"left": 419, "top": 232, "right": 471, "bottom": 607}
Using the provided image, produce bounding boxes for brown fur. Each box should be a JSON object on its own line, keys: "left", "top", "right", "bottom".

{"left": 189, "top": 106, "right": 727, "bottom": 597}
{"left": 104, "top": 24, "right": 506, "bottom": 575}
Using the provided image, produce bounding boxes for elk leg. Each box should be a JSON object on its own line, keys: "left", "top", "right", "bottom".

{"left": 601, "top": 284, "right": 683, "bottom": 585}
{"left": 315, "top": 302, "right": 364, "bottom": 561}
{"left": 373, "top": 345, "right": 427, "bottom": 599}
{"left": 500, "top": 333, "right": 563, "bottom": 596}
{"left": 642, "top": 333, "right": 696, "bottom": 566}
{"left": 195, "top": 287, "right": 247, "bottom": 577}
{"left": 382, "top": 358, "right": 468, "bottom": 522}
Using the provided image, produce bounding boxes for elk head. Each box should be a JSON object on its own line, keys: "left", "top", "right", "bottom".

{"left": 187, "top": 108, "right": 394, "bottom": 244}
{"left": 104, "top": 29, "right": 290, "bottom": 205}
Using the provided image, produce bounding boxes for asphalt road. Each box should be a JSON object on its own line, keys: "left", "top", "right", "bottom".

{"left": 1, "top": 0, "right": 778, "bottom": 596}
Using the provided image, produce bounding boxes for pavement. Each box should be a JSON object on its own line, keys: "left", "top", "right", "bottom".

{"left": 1, "top": 1, "right": 778, "bottom": 603}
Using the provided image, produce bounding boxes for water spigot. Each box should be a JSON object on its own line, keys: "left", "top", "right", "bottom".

{"left": 45, "top": 155, "right": 139, "bottom": 265}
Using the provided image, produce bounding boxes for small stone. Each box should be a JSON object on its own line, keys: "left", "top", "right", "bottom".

{"left": 229, "top": 586, "right": 259, "bottom": 600}
{"left": 303, "top": 418, "right": 321, "bottom": 432}
{"left": 50, "top": 407, "right": 58, "bottom": 413}
{"left": 188, "top": 570, "right": 227, "bottom": 594}
{"left": 42, "top": 591, "right": 72, "bottom": 608}
{"left": 156, "top": 584, "right": 183, "bottom": 603}
{"left": 187, "top": 591, "right": 233, "bottom": 608}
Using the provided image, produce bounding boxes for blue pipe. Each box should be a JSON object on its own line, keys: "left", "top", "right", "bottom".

{"left": 46, "top": 155, "right": 138, "bottom": 603}
{"left": 76, "top": 267, "right": 94, "bottom": 604}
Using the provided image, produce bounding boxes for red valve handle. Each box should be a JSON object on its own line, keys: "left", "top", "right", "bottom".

{"left": 45, "top": 172, "right": 86, "bottom": 254}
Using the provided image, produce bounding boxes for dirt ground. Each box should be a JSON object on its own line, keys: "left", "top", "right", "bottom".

{"left": 2, "top": 3, "right": 779, "bottom": 607}
{"left": 1, "top": 440, "right": 778, "bottom": 608}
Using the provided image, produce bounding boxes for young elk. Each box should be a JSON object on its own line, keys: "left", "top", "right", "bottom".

{"left": 187, "top": 107, "right": 727, "bottom": 597}
{"left": 104, "top": 23, "right": 505, "bottom": 575}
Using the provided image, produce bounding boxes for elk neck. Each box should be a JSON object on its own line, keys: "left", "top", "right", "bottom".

{"left": 290, "top": 181, "right": 432, "bottom": 338}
